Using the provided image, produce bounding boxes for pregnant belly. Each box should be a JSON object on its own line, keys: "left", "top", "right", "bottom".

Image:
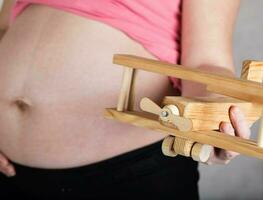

{"left": 0, "top": 5, "right": 173, "bottom": 168}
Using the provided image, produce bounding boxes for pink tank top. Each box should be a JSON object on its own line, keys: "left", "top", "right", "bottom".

{"left": 12, "top": 0, "right": 182, "bottom": 89}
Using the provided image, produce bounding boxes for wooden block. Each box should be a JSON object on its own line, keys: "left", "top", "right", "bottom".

{"left": 113, "top": 54, "right": 263, "bottom": 104}
{"left": 162, "top": 96, "right": 262, "bottom": 130}
{"left": 241, "top": 61, "right": 263, "bottom": 147}
{"left": 191, "top": 143, "right": 213, "bottom": 163}
{"left": 162, "top": 136, "right": 177, "bottom": 157}
{"left": 241, "top": 60, "right": 263, "bottom": 83}
{"left": 173, "top": 137, "right": 194, "bottom": 157}
{"left": 104, "top": 108, "right": 263, "bottom": 160}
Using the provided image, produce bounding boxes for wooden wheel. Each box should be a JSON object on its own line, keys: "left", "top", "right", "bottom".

{"left": 162, "top": 136, "right": 177, "bottom": 157}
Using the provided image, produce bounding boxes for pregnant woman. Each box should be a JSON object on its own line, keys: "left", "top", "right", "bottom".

{"left": 0, "top": 0, "right": 250, "bottom": 199}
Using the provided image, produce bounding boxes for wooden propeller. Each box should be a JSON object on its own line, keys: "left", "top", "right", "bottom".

{"left": 140, "top": 97, "right": 193, "bottom": 132}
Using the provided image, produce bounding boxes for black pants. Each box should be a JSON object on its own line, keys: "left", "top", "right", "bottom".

{"left": 0, "top": 141, "right": 199, "bottom": 200}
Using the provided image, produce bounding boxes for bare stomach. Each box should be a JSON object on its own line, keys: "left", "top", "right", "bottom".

{"left": 0, "top": 5, "right": 175, "bottom": 168}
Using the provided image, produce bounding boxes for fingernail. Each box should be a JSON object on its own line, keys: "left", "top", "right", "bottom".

{"left": 7, "top": 168, "right": 15, "bottom": 177}
{"left": 221, "top": 122, "right": 229, "bottom": 132}
{"left": 232, "top": 106, "right": 240, "bottom": 115}
{"left": 220, "top": 121, "right": 226, "bottom": 127}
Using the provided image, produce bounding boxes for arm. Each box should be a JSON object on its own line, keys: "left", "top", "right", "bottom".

{"left": 181, "top": 0, "right": 239, "bottom": 96}
{"left": 0, "top": 0, "right": 15, "bottom": 40}
{"left": 181, "top": 0, "right": 250, "bottom": 164}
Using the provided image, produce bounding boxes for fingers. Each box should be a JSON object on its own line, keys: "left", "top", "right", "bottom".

{"left": 217, "top": 122, "right": 239, "bottom": 161}
{"left": 218, "top": 105, "right": 251, "bottom": 161}
{"left": 229, "top": 106, "right": 251, "bottom": 139}
{"left": 219, "top": 121, "right": 234, "bottom": 134}
{"left": 206, "top": 147, "right": 234, "bottom": 165}
{"left": 0, "top": 152, "right": 15, "bottom": 177}
{"left": 207, "top": 106, "right": 251, "bottom": 165}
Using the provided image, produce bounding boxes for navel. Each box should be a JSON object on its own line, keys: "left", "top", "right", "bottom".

{"left": 13, "top": 97, "right": 32, "bottom": 112}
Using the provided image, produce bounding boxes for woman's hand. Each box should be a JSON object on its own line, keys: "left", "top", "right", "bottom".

{"left": 0, "top": 151, "right": 15, "bottom": 177}
{"left": 180, "top": 0, "right": 243, "bottom": 165}
{"left": 207, "top": 105, "right": 251, "bottom": 165}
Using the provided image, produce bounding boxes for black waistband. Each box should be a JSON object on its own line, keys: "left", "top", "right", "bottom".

{"left": 3, "top": 140, "right": 198, "bottom": 199}
{"left": 11, "top": 140, "right": 163, "bottom": 177}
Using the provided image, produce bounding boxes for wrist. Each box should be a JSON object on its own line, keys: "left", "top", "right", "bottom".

{"left": 180, "top": 65, "right": 236, "bottom": 97}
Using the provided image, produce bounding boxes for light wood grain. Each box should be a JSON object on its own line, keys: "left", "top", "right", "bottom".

{"left": 191, "top": 143, "right": 213, "bottom": 163}
{"left": 116, "top": 68, "right": 134, "bottom": 111}
{"left": 173, "top": 137, "right": 194, "bottom": 157}
{"left": 241, "top": 60, "right": 263, "bottom": 147}
{"left": 127, "top": 69, "right": 137, "bottom": 111}
{"left": 124, "top": 68, "right": 134, "bottom": 110}
{"left": 241, "top": 60, "right": 263, "bottom": 83}
{"left": 162, "top": 136, "right": 177, "bottom": 157}
{"left": 104, "top": 108, "right": 263, "bottom": 160}
{"left": 113, "top": 54, "right": 263, "bottom": 104}
{"left": 163, "top": 96, "right": 262, "bottom": 130}
{"left": 140, "top": 98, "right": 193, "bottom": 131}
{"left": 140, "top": 97, "right": 162, "bottom": 115}
{"left": 166, "top": 113, "right": 193, "bottom": 132}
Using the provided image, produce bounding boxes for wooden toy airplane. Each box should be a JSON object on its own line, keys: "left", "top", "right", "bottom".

{"left": 104, "top": 54, "right": 263, "bottom": 163}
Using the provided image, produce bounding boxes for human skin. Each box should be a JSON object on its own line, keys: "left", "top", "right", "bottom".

{"left": 181, "top": 0, "right": 250, "bottom": 164}
{"left": 0, "top": 0, "right": 250, "bottom": 176}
